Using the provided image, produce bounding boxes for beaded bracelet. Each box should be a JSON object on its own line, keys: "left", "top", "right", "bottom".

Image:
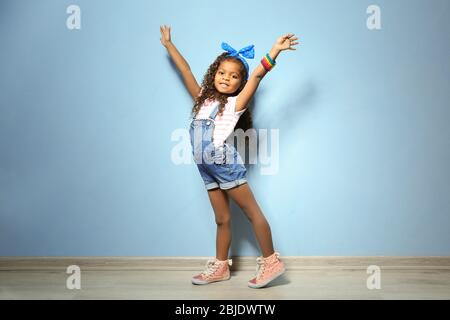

{"left": 261, "top": 53, "right": 276, "bottom": 71}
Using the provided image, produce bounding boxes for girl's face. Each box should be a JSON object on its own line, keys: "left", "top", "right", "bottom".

{"left": 214, "top": 60, "right": 243, "bottom": 94}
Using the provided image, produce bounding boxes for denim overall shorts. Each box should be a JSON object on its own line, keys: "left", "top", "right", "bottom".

{"left": 189, "top": 104, "right": 247, "bottom": 191}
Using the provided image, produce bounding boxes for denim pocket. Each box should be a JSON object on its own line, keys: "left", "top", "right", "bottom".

{"left": 212, "top": 146, "right": 226, "bottom": 165}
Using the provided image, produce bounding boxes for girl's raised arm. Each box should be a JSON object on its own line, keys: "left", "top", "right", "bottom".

{"left": 236, "top": 33, "right": 299, "bottom": 112}
{"left": 160, "top": 25, "right": 201, "bottom": 100}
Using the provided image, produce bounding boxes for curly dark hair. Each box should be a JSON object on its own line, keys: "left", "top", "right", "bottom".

{"left": 191, "top": 52, "right": 253, "bottom": 131}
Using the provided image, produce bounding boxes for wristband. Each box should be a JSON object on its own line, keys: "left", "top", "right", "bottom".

{"left": 261, "top": 53, "right": 276, "bottom": 71}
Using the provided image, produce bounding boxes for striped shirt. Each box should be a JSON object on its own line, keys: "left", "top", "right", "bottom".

{"left": 194, "top": 96, "right": 247, "bottom": 148}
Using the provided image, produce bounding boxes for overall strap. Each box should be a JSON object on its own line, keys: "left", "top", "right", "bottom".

{"left": 208, "top": 103, "right": 220, "bottom": 120}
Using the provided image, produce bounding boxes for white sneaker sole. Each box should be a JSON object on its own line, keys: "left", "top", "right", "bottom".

{"left": 247, "top": 267, "right": 286, "bottom": 289}
{"left": 192, "top": 274, "right": 231, "bottom": 285}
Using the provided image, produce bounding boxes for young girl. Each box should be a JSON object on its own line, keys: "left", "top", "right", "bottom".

{"left": 160, "top": 25, "right": 299, "bottom": 289}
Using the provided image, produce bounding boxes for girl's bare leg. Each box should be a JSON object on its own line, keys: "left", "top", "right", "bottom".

{"left": 225, "top": 183, "right": 275, "bottom": 257}
{"left": 207, "top": 188, "right": 232, "bottom": 261}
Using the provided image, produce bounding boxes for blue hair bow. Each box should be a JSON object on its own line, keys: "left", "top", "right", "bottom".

{"left": 221, "top": 42, "right": 255, "bottom": 77}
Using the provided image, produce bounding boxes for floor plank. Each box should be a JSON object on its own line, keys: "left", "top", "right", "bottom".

{"left": 1, "top": 268, "right": 449, "bottom": 299}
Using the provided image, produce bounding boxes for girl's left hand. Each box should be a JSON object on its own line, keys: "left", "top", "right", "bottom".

{"left": 274, "top": 33, "right": 300, "bottom": 51}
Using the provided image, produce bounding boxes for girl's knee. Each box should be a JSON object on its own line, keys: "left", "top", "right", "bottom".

{"left": 215, "top": 214, "right": 231, "bottom": 226}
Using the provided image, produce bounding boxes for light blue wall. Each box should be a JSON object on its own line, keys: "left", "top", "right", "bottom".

{"left": 1, "top": 0, "right": 449, "bottom": 256}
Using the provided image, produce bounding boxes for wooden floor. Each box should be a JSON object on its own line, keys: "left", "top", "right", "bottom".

{"left": 1, "top": 257, "right": 449, "bottom": 299}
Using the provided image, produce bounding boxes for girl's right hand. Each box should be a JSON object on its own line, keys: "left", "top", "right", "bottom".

{"left": 160, "top": 25, "right": 172, "bottom": 47}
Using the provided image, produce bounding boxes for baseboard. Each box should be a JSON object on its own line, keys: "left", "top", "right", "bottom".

{"left": 1, "top": 256, "right": 449, "bottom": 271}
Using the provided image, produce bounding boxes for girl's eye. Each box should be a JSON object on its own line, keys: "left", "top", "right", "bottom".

{"left": 233, "top": 76, "right": 238, "bottom": 79}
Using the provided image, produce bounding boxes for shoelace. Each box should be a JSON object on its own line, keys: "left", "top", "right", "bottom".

{"left": 255, "top": 252, "right": 280, "bottom": 279}
{"left": 255, "top": 257, "right": 266, "bottom": 279}
{"left": 202, "top": 259, "right": 232, "bottom": 277}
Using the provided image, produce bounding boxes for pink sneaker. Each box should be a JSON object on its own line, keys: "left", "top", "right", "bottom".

{"left": 248, "top": 252, "right": 286, "bottom": 289}
{"left": 191, "top": 258, "right": 232, "bottom": 285}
